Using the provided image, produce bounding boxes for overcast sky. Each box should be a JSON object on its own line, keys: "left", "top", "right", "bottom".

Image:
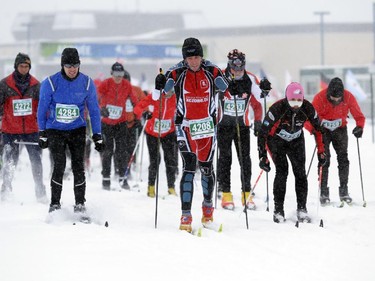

{"left": 0, "top": 0, "right": 373, "bottom": 44}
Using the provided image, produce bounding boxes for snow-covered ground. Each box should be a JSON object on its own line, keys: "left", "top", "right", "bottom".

{"left": 0, "top": 119, "right": 373, "bottom": 281}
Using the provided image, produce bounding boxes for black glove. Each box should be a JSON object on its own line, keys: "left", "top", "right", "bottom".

{"left": 100, "top": 107, "right": 110, "bottom": 118}
{"left": 352, "top": 126, "right": 363, "bottom": 138}
{"left": 142, "top": 111, "right": 153, "bottom": 120}
{"left": 38, "top": 131, "right": 48, "bottom": 149}
{"left": 259, "top": 78, "right": 271, "bottom": 98}
{"left": 155, "top": 73, "right": 166, "bottom": 90}
{"left": 259, "top": 157, "right": 271, "bottom": 172}
{"left": 92, "top": 134, "right": 105, "bottom": 152}
{"left": 317, "top": 152, "right": 327, "bottom": 167}
{"left": 253, "top": 121, "right": 262, "bottom": 137}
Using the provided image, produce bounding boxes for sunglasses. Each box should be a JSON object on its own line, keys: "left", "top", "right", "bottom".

{"left": 64, "top": 63, "right": 80, "bottom": 68}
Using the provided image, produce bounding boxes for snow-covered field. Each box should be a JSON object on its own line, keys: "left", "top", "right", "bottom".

{"left": 0, "top": 119, "right": 373, "bottom": 281}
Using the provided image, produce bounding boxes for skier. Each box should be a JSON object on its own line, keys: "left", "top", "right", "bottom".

{"left": 37, "top": 47, "right": 104, "bottom": 214}
{"left": 0, "top": 53, "right": 47, "bottom": 202}
{"left": 307, "top": 77, "right": 365, "bottom": 205}
{"left": 152, "top": 37, "right": 230, "bottom": 232}
{"left": 97, "top": 62, "right": 139, "bottom": 190}
{"left": 258, "top": 82, "right": 326, "bottom": 223}
{"left": 133, "top": 90, "right": 178, "bottom": 198}
{"left": 216, "top": 49, "right": 263, "bottom": 210}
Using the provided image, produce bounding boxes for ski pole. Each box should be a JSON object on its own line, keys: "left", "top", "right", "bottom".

{"left": 356, "top": 138, "right": 366, "bottom": 207}
{"left": 154, "top": 68, "right": 164, "bottom": 229}
{"left": 262, "top": 86, "right": 270, "bottom": 212}
{"left": 136, "top": 126, "right": 146, "bottom": 184}
{"left": 123, "top": 120, "right": 148, "bottom": 180}
{"left": 317, "top": 165, "right": 324, "bottom": 227}
{"left": 245, "top": 169, "right": 264, "bottom": 205}
{"left": 14, "top": 141, "right": 39, "bottom": 146}
{"left": 306, "top": 145, "right": 317, "bottom": 178}
{"left": 214, "top": 138, "right": 219, "bottom": 209}
{"left": 232, "top": 92, "right": 249, "bottom": 230}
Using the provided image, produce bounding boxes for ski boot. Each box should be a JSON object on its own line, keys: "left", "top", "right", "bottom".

{"left": 221, "top": 192, "right": 235, "bottom": 210}
{"left": 339, "top": 185, "right": 352, "bottom": 204}
{"left": 273, "top": 209, "right": 286, "bottom": 223}
{"left": 320, "top": 186, "right": 330, "bottom": 206}
{"left": 201, "top": 203, "right": 214, "bottom": 224}
{"left": 168, "top": 187, "right": 177, "bottom": 196}
{"left": 297, "top": 208, "right": 311, "bottom": 223}
{"left": 102, "top": 178, "right": 111, "bottom": 191}
{"left": 74, "top": 203, "right": 86, "bottom": 213}
{"left": 147, "top": 185, "right": 155, "bottom": 198}
{"left": 120, "top": 179, "right": 130, "bottom": 190}
{"left": 179, "top": 213, "right": 193, "bottom": 233}
{"left": 241, "top": 191, "right": 256, "bottom": 210}
{"left": 48, "top": 203, "right": 61, "bottom": 213}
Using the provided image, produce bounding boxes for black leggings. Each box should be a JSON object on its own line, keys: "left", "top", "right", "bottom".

{"left": 47, "top": 127, "right": 86, "bottom": 205}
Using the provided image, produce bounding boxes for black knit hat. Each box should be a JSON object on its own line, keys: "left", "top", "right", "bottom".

{"left": 182, "top": 37, "right": 203, "bottom": 59}
{"left": 327, "top": 77, "right": 344, "bottom": 98}
{"left": 111, "top": 62, "right": 125, "bottom": 77}
{"left": 61, "top": 48, "right": 80, "bottom": 66}
{"left": 14, "top": 53, "right": 31, "bottom": 69}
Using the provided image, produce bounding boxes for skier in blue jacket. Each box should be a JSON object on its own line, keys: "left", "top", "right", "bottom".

{"left": 37, "top": 47, "right": 104, "bottom": 214}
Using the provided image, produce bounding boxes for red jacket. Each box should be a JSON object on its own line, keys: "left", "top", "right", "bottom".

{"left": 305, "top": 88, "right": 365, "bottom": 132}
{"left": 134, "top": 94, "right": 176, "bottom": 138}
{"left": 97, "top": 78, "right": 139, "bottom": 126}
{"left": 0, "top": 73, "right": 40, "bottom": 134}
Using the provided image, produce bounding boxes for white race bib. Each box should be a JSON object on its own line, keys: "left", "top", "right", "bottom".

{"left": 189, "top": 117, "right": 215, "bottom": 140}
{"left": 55, "top": 103, "right": 80, "bottom": 123}
{"left": 12, "top": 98, "right": 32, "bottom": 116}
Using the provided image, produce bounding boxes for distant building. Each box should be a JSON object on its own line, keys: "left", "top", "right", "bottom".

{"left": 1, "top": 10, "right": 373, "bottom": 116}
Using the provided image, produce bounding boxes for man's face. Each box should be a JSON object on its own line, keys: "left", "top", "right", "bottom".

{"left": 17, "top": 63, "right": 30, "bottom": 76}
{"left": 112, "top": 71, "right": 124, "bottom": 84}
{"left": 185, "top": 56, "right": 202, "bottom": 72}
{"left": 63, "top": 64, "right": 80, "bottom": 79}
{"left": 229, "top": 68, "right": 245, "bottom": 80}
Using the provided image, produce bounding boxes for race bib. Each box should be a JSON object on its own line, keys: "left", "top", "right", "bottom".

{"left": 106, "top": 104, "right": 123, "bottom": 120}
{"left": 55, "top": 103, "right": 80, "bottom": 123}
{"left": 277, "top": 129, "right": 301, "bottom": 142}
{"left": 223, "top": 99, "right": 245, "bottom": 116}
{"left": 321, "top": 119, "right": 342, "bottom": 131}
{"left": 189, "top": 117, "right": 215, "bottom": 140}
{"left": 153, "top": 119, "right": 172, "bottom": 134}
{"left": 13, "top": 98, "right": 32, "bottom": 116}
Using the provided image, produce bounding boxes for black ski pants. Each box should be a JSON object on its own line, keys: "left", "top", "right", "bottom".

{"left": 267, "top": 135, "right": 308, "bottom": 212}
{"left": 146, "top": 132, "right": 177, "bottom": 188}
{"left": 320, "top": 126, "right": 349, "bottom": 189}
{"left": 101, "top": 122, "right": 127, "bottom": 179}
{"left": 217, "top": 125, "right": 252, "bottom": 192}
{"left": 47, "top": 127, "right": 86, "bottom": 205}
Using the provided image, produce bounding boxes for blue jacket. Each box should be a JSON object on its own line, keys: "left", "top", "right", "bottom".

{"left": 37, "top": 71, "right": 101, "bottom": 134}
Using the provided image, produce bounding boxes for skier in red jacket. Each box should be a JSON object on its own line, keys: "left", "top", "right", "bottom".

{"left": 0, "top": 53, "right": 46, "bottom": 202}
{"left": 134, "top": 92, "right": 178, "bottom": 198}
{"left": 308, "top": 77, "right": 365, "bottom": 205}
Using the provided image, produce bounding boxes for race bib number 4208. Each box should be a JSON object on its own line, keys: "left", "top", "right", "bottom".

{"left": 189, "top": 117, "right": 215, "bottom": 140}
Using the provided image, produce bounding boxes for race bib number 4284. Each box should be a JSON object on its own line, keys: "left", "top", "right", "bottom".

{"left": 55, "top": 103, "right": 80, "bottom": 123}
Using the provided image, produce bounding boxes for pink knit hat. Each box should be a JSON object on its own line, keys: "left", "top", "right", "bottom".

{"left": 286, "top": 82, "right": 304, "bottom": 100}
{"left": 285, "top": 82, "right": 304, "bottom": 108}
